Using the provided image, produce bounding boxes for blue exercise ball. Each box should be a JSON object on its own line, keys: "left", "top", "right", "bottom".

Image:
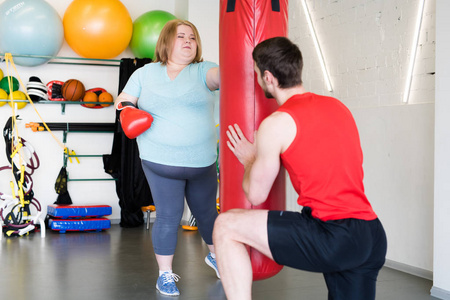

{"left": 0, "top": 0, "right": 64, "bottom": 67}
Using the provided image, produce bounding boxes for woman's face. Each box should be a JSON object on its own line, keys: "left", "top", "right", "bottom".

{"left": 169, "top": 24, "right": 197, "bottom": 64}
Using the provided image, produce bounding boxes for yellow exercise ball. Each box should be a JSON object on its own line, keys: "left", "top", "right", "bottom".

{"left": 63, "top": 0, "right": 133, "bottom": 59}
{"left": 0, "top": 68, "right": 3, "bottom": 80}
{"left": 0, "top": 88, "right": 7, "bottom": 107}
{"left": 8, "top": 90, "right": 28, "bottom": 109}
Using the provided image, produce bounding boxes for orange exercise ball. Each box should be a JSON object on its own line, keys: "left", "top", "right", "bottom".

{"left": 63, "top": 0, "right": 132, "bottom": 59}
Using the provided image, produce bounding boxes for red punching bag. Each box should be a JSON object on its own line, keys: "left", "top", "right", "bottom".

{"left": 219, "top": 0, "right": 288, "bottom": 281}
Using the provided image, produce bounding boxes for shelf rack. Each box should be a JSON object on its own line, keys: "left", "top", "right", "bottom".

{"left": 0, "top": 54, "right": 121, "bottom": 113}
{"left": 62, "top": 127, "right": 117, "bottom": 182}
{"left": 1, "top": 53, "right": 120, "bottom": 181}
{"left": 0, "top": 53, "right": 121, "bottom": 67}
{"left": 0, "top": 99, "right": 115, "bottom": 114}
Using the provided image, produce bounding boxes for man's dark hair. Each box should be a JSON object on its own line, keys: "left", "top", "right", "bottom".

{"left": 252, "top": 37, "right": 303, "bottom": 88}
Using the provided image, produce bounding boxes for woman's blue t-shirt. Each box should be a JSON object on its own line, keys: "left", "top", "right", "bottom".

{"left": 122, "top": 61, "right": 218, "bottom": 168}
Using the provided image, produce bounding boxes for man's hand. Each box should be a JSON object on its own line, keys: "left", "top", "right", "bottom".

{"left": 226, "top": 124, "right": 256, "bottom": 167}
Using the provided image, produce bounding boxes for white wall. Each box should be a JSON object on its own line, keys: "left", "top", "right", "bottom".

{"left": 0, "top": 0, "right": 217, "bottom": 222}
{"left": 433, "top": 1, "right": 450, "bottom": 298}
{"left": 289, "top": 0, "right": 436, "bottom": 279}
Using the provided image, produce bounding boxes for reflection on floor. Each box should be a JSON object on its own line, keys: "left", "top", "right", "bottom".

{"left": 0, "top": 224, "right": 437, "bottom": 300}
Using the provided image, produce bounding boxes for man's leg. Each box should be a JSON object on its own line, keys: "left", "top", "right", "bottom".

{"left": 213, "top": 209, "right": 273, "bottom": 300}
{"left": 323, "top": 218, "right": 387, "bottom": 300}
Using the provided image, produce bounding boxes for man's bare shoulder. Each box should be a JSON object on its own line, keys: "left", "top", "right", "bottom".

{"left": 259, "top": 111, "right": 295, "bottom": 131}
{"left": 258, "top": 111, "right": 296, "bottom": 153}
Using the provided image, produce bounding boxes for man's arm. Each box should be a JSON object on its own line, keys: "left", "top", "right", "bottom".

{"left": 226, "top": 112, "right": 295, "bottom": 206}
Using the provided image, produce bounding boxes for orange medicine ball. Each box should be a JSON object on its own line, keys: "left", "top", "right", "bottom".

{"left": 83, "top": 91, "right": 98, "bottom": 107}
{"left": 98, "top": 92, "right": 113, "bottom": 107}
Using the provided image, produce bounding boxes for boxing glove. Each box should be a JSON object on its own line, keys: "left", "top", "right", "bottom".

{"left": 117, "top": 101, "right": 153, "bottom": 139}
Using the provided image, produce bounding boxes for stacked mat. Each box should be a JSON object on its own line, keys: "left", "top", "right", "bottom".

{"left": 47, "top": 204, "right": 112, "bottom": 233}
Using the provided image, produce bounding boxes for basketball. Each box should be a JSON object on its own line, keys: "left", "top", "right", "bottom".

{"left": 62, "top": 79, "right": 85, "bottom": 101}
{"left": 83, "top": 91, "right": 98, "bottom": 107}
{"left": 99, "top": 92, "right": 113, "bottom": 107}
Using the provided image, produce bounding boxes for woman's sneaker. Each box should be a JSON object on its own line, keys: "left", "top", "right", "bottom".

{"left": 156, "top": 272, "right": 180, "bottom": 296}
{"left": 205, "top": 253, "right": 220, "bottom": 279}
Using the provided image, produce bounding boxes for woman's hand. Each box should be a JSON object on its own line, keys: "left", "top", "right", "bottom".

{"left": 115, "top": 92, "right": 138, "bottom": 110}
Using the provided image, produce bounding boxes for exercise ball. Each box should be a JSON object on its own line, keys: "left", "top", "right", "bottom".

{"left": 0, "top": 88, "right": 7, "bottom": 107}
{"left": 83, "top": 91, "right": 98, "bottom": 108}
{"left": 0, "top": 76, "right": 19, "bottom": 94}
{"left": 129, "top": 10, "right": 177, "bottom": 59}
{"left": 8, "top": 90, "right": 28, "bottom": 109}
{"left": 99, "top": 92, "right": 112, "bottom": 107}
{"left": 0, "top": 0, "right": 64, "bottom": 67}
{"left": 62, "top": 79, "right": 85, "bottom": 101}
{"left": 63, "top": 0, "right": 133, "bottom": 59}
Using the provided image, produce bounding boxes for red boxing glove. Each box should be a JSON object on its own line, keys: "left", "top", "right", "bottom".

{"left": 118, "top": 101, "right": 153, "bottom": 139}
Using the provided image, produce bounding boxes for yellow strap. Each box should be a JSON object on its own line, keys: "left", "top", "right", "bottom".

{"left": 64, "top": 148, "right": 72, "bottom": 163}
{"left": 18, "top": 181, "right": 24, "bottom": 206}
{"left": 3, "top": 53, "right": 68, "bottom": 210}
{"left": 10, "top": 142, "right": 23, "bottom": 159}
{"left": 19, "top": 165, "right": 25, "bottom": 184}
{"left": 4, "top": 53, "right": 66, "bottom": 150}
{"left": 71, "top": 150, "right": 80, "bottom": 164}
{"left": 9, "top": 181, "right": 16, "bottom": 199}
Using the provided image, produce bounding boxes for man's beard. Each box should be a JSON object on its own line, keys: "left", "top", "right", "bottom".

{"left": 264, "top": 90, "right": 274, "bottom": 99}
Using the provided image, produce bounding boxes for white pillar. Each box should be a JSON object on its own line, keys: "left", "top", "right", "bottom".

{"left": 432, "top": 1, "right": 450, "bottom": 298}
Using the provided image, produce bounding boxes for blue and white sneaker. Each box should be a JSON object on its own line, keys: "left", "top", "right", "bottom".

{"left": 205, "top": 253, "right": 220, "bottom": 279}
{"left": 156, "top": 272, "right": 180, "bottom": 296}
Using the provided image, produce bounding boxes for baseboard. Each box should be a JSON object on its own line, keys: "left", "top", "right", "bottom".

{"left": 384, "top": 259, "right": 433, "bottom": 281}
{"left": 110, "top": 218, "right": 191, "bottom": 227}
{"left": 109, "top": 216, "right": 159, "bottom": 226}
{"left": 431, "top": 286, "right": 450, "bottom": 300}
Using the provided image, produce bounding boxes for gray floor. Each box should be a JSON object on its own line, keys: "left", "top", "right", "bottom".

{"left": 0, "top": 224, "right": 437, "bottom": 300}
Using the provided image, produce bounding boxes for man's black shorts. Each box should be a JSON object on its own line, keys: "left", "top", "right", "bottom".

{"left": 267, "top": 207, "right": 387, "bottom": 300}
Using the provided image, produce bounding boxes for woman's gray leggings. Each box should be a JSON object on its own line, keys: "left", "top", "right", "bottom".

{"left": 141, "top": 160, "right": 218, "bottom": 255}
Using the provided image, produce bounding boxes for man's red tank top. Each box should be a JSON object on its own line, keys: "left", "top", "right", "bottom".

{"left": 278, "top": 93, "right": 377, "bottom": 221}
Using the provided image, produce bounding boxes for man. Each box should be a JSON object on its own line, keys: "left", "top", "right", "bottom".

{"left": 213, "top": 37, "right": 387, "bottom": 300}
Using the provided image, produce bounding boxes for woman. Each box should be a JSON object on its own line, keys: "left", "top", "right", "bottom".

{"left": 115, "top": 19, "right": 220, "bottom": 296}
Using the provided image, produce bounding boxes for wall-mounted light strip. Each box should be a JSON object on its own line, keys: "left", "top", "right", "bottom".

{"left": 301, "top": 0, "right": 333, "bottom": 92}
{"left": 403, "top": 0, "right": 426, "bottom": 103}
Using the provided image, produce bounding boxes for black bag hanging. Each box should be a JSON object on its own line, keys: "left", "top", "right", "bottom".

{"left": 54, "top": 166, "right": 72, "bottom": 205}
{"left": 103, "top": 58, "right": 153, "bottom": 228}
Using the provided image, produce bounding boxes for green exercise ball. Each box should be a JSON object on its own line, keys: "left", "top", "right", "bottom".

{"left": 129, "top": 10, "right": 177, "bottom": 59}
{"left": 0, "top": 76, "right": 19, "bottom": 94}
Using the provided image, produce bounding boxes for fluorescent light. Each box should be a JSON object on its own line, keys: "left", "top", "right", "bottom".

{"left": 301, "top": 0, "right": 333, "bottom": 92}
{"left": 403, "top": 0, "right": 426, "bottom": 103}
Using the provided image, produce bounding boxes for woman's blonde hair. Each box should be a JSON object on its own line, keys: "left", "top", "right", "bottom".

{"left": 154, "top": 19, "right": 203, "bottom": 65}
